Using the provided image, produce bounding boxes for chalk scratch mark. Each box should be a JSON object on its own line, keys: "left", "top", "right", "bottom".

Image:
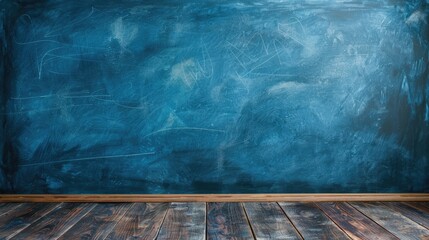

{"left": 37, "top": 47, "right": 64, "bottom": 79}
{"left": 15, "top": 39, "right": 61, "bottom": 45}
{"left": 92, "top": 96, "right": 147, "bottom": 110}
{"left": 242, "top": 48, "right": 285, "bottom": 77}
{"left": 277, "top": 23, "right": 306, "bottom": 48}
{"left": 1, "top": 103, "right": 109, "bottom": 115}
{"left": 143, "top": 127, "right": 226, "bottom": 139}
{"left": 44, "top": 7, "right": 95, "bottom": 37}
{"left": 19, "top": 151, "right": 156, "bottom": 167}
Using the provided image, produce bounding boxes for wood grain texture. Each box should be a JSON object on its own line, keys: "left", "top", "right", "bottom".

{"left": 383, "top": 202, "right": 429, "bottom": 229}
{"left": 317, "top": 202, "right": 399, "bottom": 240}
{"left": 351, "top": 202, "right": 429, "bottom": 239}
{"left": 405, "top": 202, "right": 429, "bottom": 214}
{"left": 407, "top": 202, "right": 429, "bottom": 213}
{"left": 157, "top": 202, "right": 206, "bottom": 240}
{"left": 58, "top": 203, "right": 132, "bottom": 240}
{"left": 244, "top": 202, "right": 301, "bottom": 239}
{"left": 207, "top": 202, "right": 254, "bottom": 240}
{"left": 279, "top": 202, "right": 349, "bottom": 240}
{"left": 1, "top": 194, "right": 428, "bottom": 202}
{"left": 0, "top": 203, "right": 60, "bottom": 239}
{"left": 105, "top": 203, "right": 169, "bottom": 240}
{"left": 0, "top": 203, "right": 22, "bottom": 217}
{"left": 1, "top": 201, "right": 428, "bottom": 239}
{"left": 10, "top": 203, "right": 95, "bottom": 240}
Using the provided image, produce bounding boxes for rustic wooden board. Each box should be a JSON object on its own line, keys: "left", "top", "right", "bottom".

{"left": 0, "top": 203, "right": 60, "bottom": 239}
{"left": 157, "top": 202, "right": 206, "bottom": 240}
{"left": 408, "top": 202, "right": 429, "bottom": 214}
{"left": 244, "top": 202, "right": 301, "bottom": 239}
{"left": 207, "top": 202, "right": 254, "bottom": 240}
{"left": 0, "top": 203, "right": 22, "bottom": 217}
{"left": 279, "top": 202, "right": 349, "bottom": 240}
{"left": 317, "top": 202, "right": 398, "bottom": 240}
{"left": 105, "top": 203, "right": 169, "bottom": 240}
{"left": 351, "top": 202, "right": 429, "bottom": 239}
{"left": 58, "top": 203, "right": 132, "bottom": 240}
{"left": 382, "top": 202, "right": 429, "bottom": 229}
{"left": 10, "top": 203, "right": 95, "bottom": 240}
{"left": 405, "top": 202, "right": 429, "bottom": 214}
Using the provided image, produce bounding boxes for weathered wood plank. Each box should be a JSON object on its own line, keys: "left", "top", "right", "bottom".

{"left": 105, "top": 203, "right": 169, "bottom": 240}
{"left": 0, "top": 203, "right": 60, "bottom": 239}
{"left": 383, "top": 202, "right": 429, "bottom": 229}
{"left": 317, "top": 202, "right": 398, "bottom": 240}
{"left": 406, "top": 202, "right": 429, "bottom": 212}
{"left": 58, "top": 203, "right": 132, "bottom": 240}
{"left": 405, "top": 202, "right": 429, "bottom": 214}
{"left": 279, "top": 202, "right": 349, "bottom": 240}
{"left": 10, "top": 203, "right": 95, "bottom": 240}
{"left": 207, "top": 202, "right": 254, "bottom": 240}
{"left": 157, "top": 202, "right": 205, "bottom": 240}
{"left": 422, "top": 202, "right": 429, "bottom": 208}
{"left": 244, "top": 202, "right": 301, "bottom": 239}
{"left": 351, "top": 202, "right": 429, "bottom": 240}
{"left": 0, "top": 203, "right": 22, "bottom": 217}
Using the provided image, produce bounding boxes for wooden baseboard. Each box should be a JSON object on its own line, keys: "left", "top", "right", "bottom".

{"left": 0, "top": 194, "right": 428, "bottom": 202}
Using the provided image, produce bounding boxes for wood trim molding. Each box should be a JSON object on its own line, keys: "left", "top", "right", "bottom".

{"left": 0, "top": 194, "right": 428, "bottom": 202}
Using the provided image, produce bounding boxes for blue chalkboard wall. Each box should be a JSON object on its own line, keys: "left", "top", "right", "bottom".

{"left": 1, "top": 0, "right": 428, "bottom": 194}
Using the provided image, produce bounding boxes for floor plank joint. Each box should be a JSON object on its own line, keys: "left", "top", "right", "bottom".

{"left": 0, "top": 201, "right": 427, "bottom": 239}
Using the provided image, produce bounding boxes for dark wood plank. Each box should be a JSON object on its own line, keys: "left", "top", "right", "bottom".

{"left": 279, "top": 202, "right": 350, "bottom": 240}
{"left": 0, "top": 203, "right": 60, "bottom": 239}
{"left": 317, "top": 202, "right": 398, "bottom": 240}
{"left": 157, "top": 202, "right": 205, "bottom": 240}
{"left": 244, "top": 202, "right": 301, "bottom": 239}
{"left": 58, "top": 203, "right": 132, "bottom": 240}
{"left": 106, "top": 203, "right": 169, "bottom": 240}
{"left": 207, "top": 202, "right": 254, "bottom": 240}
{"left": 383, "top": 202, "right": 429, "bottom": 229}
{"left": 10, "top": 203, "right": 95, "bottom": 240}
{"left": 0, "top": 203, "right": 22, "bottom": 217}
{"left": 406, "top": 202, "right": 429, "bottom": 213}
{"left": 351, "top": 202, "right": 429, "bottom": 239}
{"left": 405, "top": 202, "right": 429, "bottom": 214}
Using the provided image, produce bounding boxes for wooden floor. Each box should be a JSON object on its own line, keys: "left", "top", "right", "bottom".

{"left": 0, "top": 202, "right": 428, "bottom": 239}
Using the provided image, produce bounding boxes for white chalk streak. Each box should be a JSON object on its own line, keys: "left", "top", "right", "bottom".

{"left": 143, "top": 127, "right": 225, "bottom": 139}
{"left": 19, "top": 151, "right": 156, "bottom": 167}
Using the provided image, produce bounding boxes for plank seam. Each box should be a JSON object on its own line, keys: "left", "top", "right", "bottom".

{"left": 276, "top": 202, "right": 304, "bottom": 240}
{"left": 380, "top": 202, "right": 429, "bottom": 231}
{"left": 54, "top": 204, "right": 97, "bottom": 240}
{"left": 241, "top": 202, "right": 257, "bottom": 240}
{"left": 314, "top": 203, "right": 354, "bottom": 240}
{"left": 0, "top": 203, "right": 22, "bottom": 217}
{"left": 346, "top": 202, "right": 401, "bottom": 239}
{"left": 404, "top": 202, "right": 429, "bottom": 213}
{"left": 104, "top": 202, "right": 137, "bottom": 239}
{"left": 154, "top": 202, "right": 170, "bottom": 239}
{"left": 205, "top": 202, "right": 208, "bottom": 240}
{"left": 4, "top": 203, "right": 63, "bottom": 240}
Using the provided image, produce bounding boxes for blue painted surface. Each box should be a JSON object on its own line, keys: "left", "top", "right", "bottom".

{"left": 1, "top": 0, "right": 428, "bottom": 193}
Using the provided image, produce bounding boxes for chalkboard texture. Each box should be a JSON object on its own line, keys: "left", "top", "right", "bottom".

{"left": 1, "top": 0, "right": 428, "bottom": 193}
